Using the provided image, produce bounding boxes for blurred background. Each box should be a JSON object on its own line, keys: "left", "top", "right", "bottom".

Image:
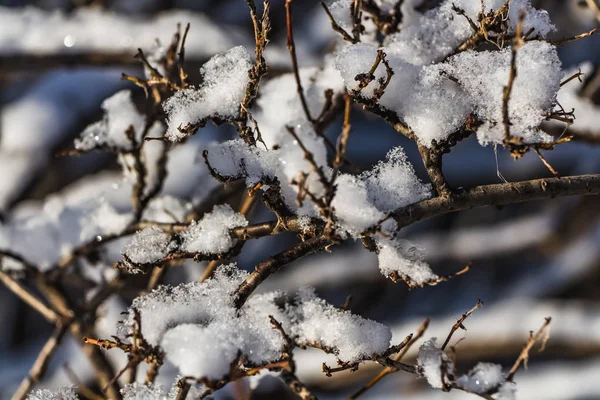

{"left": 1, "top": 0, "right": 600, "bottom": 399}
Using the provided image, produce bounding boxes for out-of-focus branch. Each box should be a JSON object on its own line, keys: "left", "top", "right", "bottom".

{"left": 0, "top": 52, "right": 210, "bottom": 74}
{"left": 11, "top": 325, "right": 69, "bottom": 400}
{"left": 0, "top": 270, "right": 59, "bottom": 324}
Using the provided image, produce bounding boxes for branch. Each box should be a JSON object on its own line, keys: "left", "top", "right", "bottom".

{"left": 11, "top": 324, "right": 69, "bottom": 400}
{"left": 0, "top": 270, "right": 59, "bottom": 324}
{"left": 392, "top": 174, "right": 600, "bottom": 229}
{"left": 233, "top": 235, "right": 333, "bottom": 308}
{"left": 440, "top": 300, "right": 483, "bottom": 350}
{"left": 506, "top": 317, "right": 552, "bottom": 381}
{"left": 286, "top": 0, "right": 314, "bottom": 123}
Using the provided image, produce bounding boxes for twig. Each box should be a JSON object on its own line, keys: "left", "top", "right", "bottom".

{"left": 234, "top": 235, "right": 333, "bottom": 308}
{"left": 502, "top": 10, "right": 526, "bottom": 143}
{"left": 11, "top": 324, "right": 69, "bottom": 400}
{"left": 349, "top": 318, "right": 430, "bottom": 399}
{"left": 321, "top": 2, "right": 357, "bottom": 43}
{"left": 550, "top": 28, "right": 596, "bottom": 46}
{"left": 0, "top": 270, "right": 59, "bottom": 324}
{"left": 441, "top": 300, "right": 484, "bottom": 350}
{"left": 286, "top": 0, "right": 315, "bottom": 124}
{"left": 506, "top": 317, "right": 552, "bottom": 381}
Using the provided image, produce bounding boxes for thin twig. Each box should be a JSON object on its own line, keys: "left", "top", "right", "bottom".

{"left": 441, "top": 300, "right": 484, "bottom": 351}
{"left": 506, "top": 317, "right": 552, "bottom": 381}
{"left": 286, "top": 0, "right": 314, "bottom": 123}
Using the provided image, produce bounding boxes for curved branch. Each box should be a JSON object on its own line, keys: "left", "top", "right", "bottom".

{"left": 234, "top": 235, "right": 333, "bottom": 308}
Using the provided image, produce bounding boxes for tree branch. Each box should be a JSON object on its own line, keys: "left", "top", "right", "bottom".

{"left": 392, "top": 174, "right": 600, "bottom": 229}
{"left": 233, "top": 235, "right": 333, "bottom": 308}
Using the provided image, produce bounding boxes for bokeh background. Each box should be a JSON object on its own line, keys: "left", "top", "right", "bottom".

{"left": 1, "top": 0, "right": 600, "bottom": 399}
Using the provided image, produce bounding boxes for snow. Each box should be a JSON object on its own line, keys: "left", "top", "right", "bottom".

{"left": 0, "top": 195, "right": 131, "bottom": 271}
{"left": 456, "top": 362, "right": 505, "bottom": 393}
{"left": 332, "top": 147, "right": 431, "bottom": 235}
{"left": 253, "top": 59, "right": 345, "bottom": 148}
{"left": 0, "top": 69, "right": 123, "bottom": 211}
{"left": 117, "top": 264, "right": 246, "bottom": 346}
{"left": 205, "top": 122, "right": 330, "bottom": 217}
{"left": 334, "top": 39, "right": 562, "bottom": 146}
{"left": 362, "top": 147, "right": 432, "bottom": 211}
{"left": 27, "top": 386, "right": 79, "bottom": 400}
{"left": 121, "top": 382, "right": 178, "bottom": 400}
{"left": 384, "top": 0, "right": 554, "bottom": 66}
{"left": 208, "top": 142, "right": 429, "bottom": 236}
{"left": 417, "top": 337, "right": 453, "bottom": 389}
{"left": 75, "top": 90, "right": 146, "bottom": 151}
{"left": 122, "top": 226, "right": 177, "bottom": 265}
{"left": 120, "top": 265, "right": 286, "bottom": 379}
{"left": 448, "top": 41, "right": 562, "bottom": 145}
{"left": 163, "top": 46, "right": 252, "bottom": 141}
{"left": 289, "top": 287, "right": 392, "bottom": 363}
{"left": 118, "top": 265, "right": 394, "bottom": 380}
{"left": 334, "top": 43, "right": 470, "bottom": 145}
{"left": 180, "top": 204, "right": 248, "bottom": 254}
{"left": 376, "top": 236, "right": 438, "bottom": 285}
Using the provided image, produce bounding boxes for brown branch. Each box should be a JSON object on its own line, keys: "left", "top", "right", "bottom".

{"left": 392, "top": 174, "right": 600, "bottom": 229}
{"left": 506, "top": 317, "right": 552, "bottom": 381}
{"left": 349, "top": 318, "right": 430, "bottom": 400}
{"left": 281, "top": 371, "right": 318, "bottom": 400}
{"left": 320, "top": 2, "right": 357, "bottom": 43}
{"left": 234, "top": 235, "right": 333, "bottom": 308}
{"left": 11, "top": 324, "right": 69, "bottom": 400}
{"left": 550, "top": 28, "right": 596, "bottom": 47}
{"left": 286, "top": 0, "right": 315, "bottom": 124}
{"left": 418, "top": 144, "right": 451, "bottom": 198}
{"left": 441, "top": 300, "right": 484, "bottom": 351}
{"left": 502, "top": 11, "right": 525, "bottom": 144}
{"left": 0, "top": 270, "right": 59, "bottom": 324}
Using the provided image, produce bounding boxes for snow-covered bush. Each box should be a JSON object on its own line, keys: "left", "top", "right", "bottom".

{"left": 2, "top": 1, "right": 600, "bottom": 399}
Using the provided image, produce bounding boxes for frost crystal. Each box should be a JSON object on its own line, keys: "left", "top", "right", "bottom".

{"left": 180, "top": 204, "right": 248, "bottom": 254}
{"left": 75, "top": 90, "right": 146, "bottom": 151}
{"left": 163, "top": 46, "right": 252, "bottom": 141}
{"left": 289, "top": 287, "right": 392, "bottom": 363}
{"left": 27, "top": 386, "right": 79, "bottom": 400}
{"left": 122, "top": 226, "right": 176, "bottom": 265}
{"left": 417, "top": 338, "right": 453, "bottom": 389}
